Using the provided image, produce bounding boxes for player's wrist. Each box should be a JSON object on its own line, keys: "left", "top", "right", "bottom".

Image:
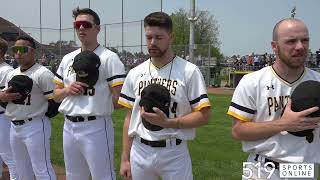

{"left": 121, "top": 152, "right": 130, "bottom": 161}
{"left": 169, "top": 117, "right": 181, "bottom": 129}
{"left": 268, "top": 118, "right": 287, "bottom": 133}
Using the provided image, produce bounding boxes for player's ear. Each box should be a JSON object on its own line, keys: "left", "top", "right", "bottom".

{"left": 96, "top": 24, "right": 101, "bottom": 32}
{"left": 169, "top": 31, "right": 174, "bottom": 43}
{"left": 271, "top": 41, "right": 278, "bottom": 54}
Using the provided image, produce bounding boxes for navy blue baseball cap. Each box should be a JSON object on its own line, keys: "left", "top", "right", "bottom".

{"left": 288, "top": 80, "right": 320, "bottom": 143}
{"left": 139, "top": 84, "right": 171, "bottom": 131}
{"left": 72, "top": 50, "right": 101, "bottom": 87}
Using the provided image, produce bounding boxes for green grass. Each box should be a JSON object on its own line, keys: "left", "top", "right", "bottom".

{"left": 50, "top": 94, "right": 247, "bottom": 179}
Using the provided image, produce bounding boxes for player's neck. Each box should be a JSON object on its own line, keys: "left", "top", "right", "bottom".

{"left": 81, "top": 41, "right": 99, "bottom": 52}
{"left": 20, "top": 61, "right": 36, "bottom": 72}
{"left": 272, "top": 59, "right": 305, "bottom": 83}
{"left": 150, "top": 51, "right": 175, "bottom": 68}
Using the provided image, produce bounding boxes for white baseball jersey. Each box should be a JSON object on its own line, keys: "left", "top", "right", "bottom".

{"left": 227, "top": 66, "right": 320, "bottom": 163}
{"left": 0, "top": 62, "right": 13, "bottom": 112}
{"left": 118, "top": 56, "right": 211, "bottom": 141}
{"left": 54, "top": 45, "right": 126, "bottom": 116}
{"left": 5, "top": 63, "right": 55, "bottom": 120}
{"left": 0, "top": 62, "right": 18, "bottom": 179}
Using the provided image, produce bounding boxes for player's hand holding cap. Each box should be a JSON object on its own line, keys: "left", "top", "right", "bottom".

{"left": 72, "top": 50, "right": 101, "bottom": 87}
{"left": 287, "top": 80, "right": 320, "bottom": 143}
{"left": 8, "top": 75, "right": 33, "bottom": 104}
{"left": 139, "top": 84, "right": 171, "bottom": 131}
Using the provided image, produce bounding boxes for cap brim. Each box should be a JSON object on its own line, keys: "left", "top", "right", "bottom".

{"left": 76, "top": 71, "right": 99, "bottom": 87}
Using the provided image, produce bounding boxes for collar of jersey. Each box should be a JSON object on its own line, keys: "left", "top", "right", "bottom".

{"left": 269, "top": 66, "right": 305, "bottom": 87}
{"left": 149, "top": 56, "right": 176, "bottom": 70}
{"left": 80, "top": 44, "right": 100, "bottom": 53}
{"left": 20, "top": 63, "right": 36, "bottom": 72}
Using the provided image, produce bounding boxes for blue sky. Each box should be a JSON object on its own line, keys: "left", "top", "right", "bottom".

{"left": 0, "top": 0, "right": 319, "bottom": 56}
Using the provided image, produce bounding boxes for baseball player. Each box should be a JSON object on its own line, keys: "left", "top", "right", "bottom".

{"left": 227, "top": 18, "right": 320, "bottom": 179}
{"left": 1, "top": 36, "right": 56, "bottom": 179}
{"left": 0, "top": 38, "right": 18, "bottom": 180}
{"left": 118, "top": 12, "right": 211, "bottom": 180}
{"left": 53, "top": 8, "right": 125, "bottom": 180}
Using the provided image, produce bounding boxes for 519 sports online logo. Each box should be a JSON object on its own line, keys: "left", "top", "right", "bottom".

{"left": 242, "top": 162, "right": 315, "bottom": 179}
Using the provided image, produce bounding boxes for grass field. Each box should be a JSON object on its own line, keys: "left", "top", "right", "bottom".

{"left": 50, "top": 94, "right": 248, "bottom": 179}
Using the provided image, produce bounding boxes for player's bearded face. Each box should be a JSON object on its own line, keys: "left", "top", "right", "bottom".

{"left": 145, "top": 26, "right": 172, "bottom": 58}
{"left": 275, "top": 22, "right": 309, "bottom": 69}
{"left": 277, "top": 41, "right": 308, "bottom": 69}
{"left": 148, "top": 45, "right": 168, "bottom": 58}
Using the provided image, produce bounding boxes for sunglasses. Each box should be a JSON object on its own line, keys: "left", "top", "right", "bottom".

{"left": 11, "top": 46, "right": 33, "bottom": 54}
{"left": 73, "top": 21, "right": 95, "bottom": 29}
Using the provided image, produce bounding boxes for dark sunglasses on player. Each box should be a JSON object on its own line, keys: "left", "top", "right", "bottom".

{"left": 73, "top": 21, "right": 95, "bottom": 29}
{"left": 11, "top": 46, "right": 34, "bottom": 54}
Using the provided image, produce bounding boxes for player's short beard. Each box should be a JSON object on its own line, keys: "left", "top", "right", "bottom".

{"left": 278, "top": 47, "right": 305, "bottom": 69}
{"left": 148, "top": 47, "right": 168, "bottom": 58}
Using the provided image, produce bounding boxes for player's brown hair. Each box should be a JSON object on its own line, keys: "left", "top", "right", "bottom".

{"left": 72, "top": 7, "right": 100, "bottom": 25}
{"left": 144, "top": 12, "right": 172, "bottom": 33}
{"left": 0, "top": 38, "right": 8, "bottom": 56}
{"left": 15, "top": 35, "right": 36, "bottom": 49}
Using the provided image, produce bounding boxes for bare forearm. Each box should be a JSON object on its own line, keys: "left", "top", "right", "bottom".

{"left": 232, "top": 119, "right": 285, "bottom": 141}
{"left": 113, "top": 95, "right": 122, "bottom": 109}
{"left": 170, "top": 107, "right": 210, "bottom": 129}
{"left": 0, "top": 92, "right": 6, "bottom": 102}
{"left": 121, "top": 111, "right": 133, "bottom": 161}
{"left": 111, "top": 85, "right": 122, "bottom": 109}
{"left": 53, "top": 88, "right": 68, "bottom": 103}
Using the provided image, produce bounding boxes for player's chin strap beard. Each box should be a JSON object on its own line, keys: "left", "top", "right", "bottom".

{"left": 149, "top": 55, "right": 175, "bottom": 81}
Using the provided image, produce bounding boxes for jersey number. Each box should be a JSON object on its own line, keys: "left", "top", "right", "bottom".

{"left": 171, "top": 102, "right": 178, "bottom": 118}
{"left": 13, "top": 94, "right": 31, "bottom": 105}
{"left": 83, "top": 87, "right": 95, "bottom": 96}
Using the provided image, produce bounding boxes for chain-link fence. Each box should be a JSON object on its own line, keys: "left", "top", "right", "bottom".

{"left": 0, "top": 23, "right": 218, "bottom": 87}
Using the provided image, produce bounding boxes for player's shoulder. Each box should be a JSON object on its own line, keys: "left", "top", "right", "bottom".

{"left": 0, "top": 62, "right": 13, "bottom": 71}
{"left": 61, "top": 48, "right": 81, "bottom": 64}
{"left": 126, "top": 59, "right": 149, "bottom": 76}
{"left": 305, "top": 67, "right": 320, "bottom": 79}
{"left": 175, "top": 56, "right": 196, "bottom": 68}
{"left": 96, "top": 46, "right": 120, "bottom": 61}
{"left": 30, "top": 63, "right": 54, "bottom": 77}
{"left": 240, "top": 66, "right": 270, "bottom": 82}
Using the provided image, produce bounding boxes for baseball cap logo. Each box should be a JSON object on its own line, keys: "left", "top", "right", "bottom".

{"left": 77, "top": 70, "right": 89, "bottom": 78}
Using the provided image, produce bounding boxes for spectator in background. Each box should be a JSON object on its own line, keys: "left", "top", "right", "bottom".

{"left": 316, "top": 49, "right": 320, "bottom": 67}
{"left": 253, "top": 55, "right": 260, "bottom": 70}
{"left": 247, "top": 54, "right": 253, "bottom": 66}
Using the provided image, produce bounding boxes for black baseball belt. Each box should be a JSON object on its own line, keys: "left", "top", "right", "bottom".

{"left": 12, "top": 118, "right": 33, "bottom": 126}
{"left": 66, "top": 115, "right": 97, "bottom": 122}
{"left": 140, "top": 137, "right": 182, "bottom": 148}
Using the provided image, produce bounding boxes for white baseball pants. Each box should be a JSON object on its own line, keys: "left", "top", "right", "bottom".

{"left": 130, "top": 137, "right": 193, "bottom": 180}
{"left": 0, "top": 113, "right": 18, "bottom": 180}
{"left": 10, "top": 116, "right": 56, "bottom": 180}
{"left": 63, "top": 116, "right": 115, "bottom": 180}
